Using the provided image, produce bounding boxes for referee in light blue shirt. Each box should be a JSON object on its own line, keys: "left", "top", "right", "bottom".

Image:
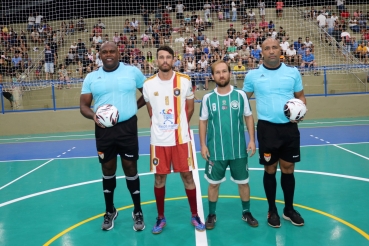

{"left": 243, "top": 37, "right": 307, "bottom": 228}
{"left": 80, "top": 41, "right": 146, "bottom": 232}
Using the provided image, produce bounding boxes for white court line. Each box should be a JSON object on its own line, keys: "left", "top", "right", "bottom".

{"left": 190, "top": 130, "right": 208, "bottom": 246}
{"left": 334, "top": 145, "right": 369, "bottom": 161}
{"left": 1, "top": 142, "right": 369, "bottom": 163}
{"left": 0, "top": 159, "right": 54, "bottom": 190}
{"left": 0, "top": 120, "right": 368, "bottom": 142}
{"left": 1, "top": 168, "right": 369, "bottom": 209}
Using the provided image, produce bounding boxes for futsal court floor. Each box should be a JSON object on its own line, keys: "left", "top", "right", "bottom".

{"left": 1, "top": 117, "right": 369, "bottom": 246}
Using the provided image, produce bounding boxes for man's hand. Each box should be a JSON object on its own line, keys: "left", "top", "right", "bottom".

{"left": 201, "top": 145, "right": 210, "bottom": 161}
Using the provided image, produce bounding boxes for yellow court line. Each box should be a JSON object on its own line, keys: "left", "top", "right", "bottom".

{"left": 43, "top": 196, "right": 369, "bottom": 245}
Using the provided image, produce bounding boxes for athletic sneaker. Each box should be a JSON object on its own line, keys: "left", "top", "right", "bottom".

{"left": 242, "top": 212, "right": 259, "bottom": 227}
{"left": 205, "top": 214, "right": 217, "bottom": 230}
{"left": 152, "top": 217, "right": 166, "bottom": 234}
{"left": 191, "top": 215, "right": 206, "bottom": 231}
{"left": 101, "top": 209, "right": 118, "bottom": 230}
{"left": 283, "top": 209, "right": 304, "bottom": 226}
{"left": 132, "top": 211, "right": 145, "bottom": 231}
{"left": 267, "top": 210, "right": 281, "bottom": 228}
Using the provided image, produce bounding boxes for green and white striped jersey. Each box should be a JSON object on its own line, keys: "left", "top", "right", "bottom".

{"left": 199, "top": 86, "right": 252, "bottom": 161}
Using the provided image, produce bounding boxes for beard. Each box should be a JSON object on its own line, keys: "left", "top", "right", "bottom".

{"left": 215, "top": 77, "right": 230, "bottom": 88}
{"left": 158, "top": 63, "right": 172, "bottom": 72}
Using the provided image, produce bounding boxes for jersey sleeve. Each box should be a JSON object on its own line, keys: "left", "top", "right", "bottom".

{"left": 143, "top": 82, "right": 150, "bottom": 102}
{"left": 241, "top": 91, "right": 252, "bottom": 116}
{"left": 81, "top": 74, "right": 92, "bottom": 94}
{"left": 243, "top": 71, "right": 254, "bottom": 93}
{"left": 293, "top": 67, "right": 304, "bottom": 92}
{"left": 185, "top": 78, "right": 195, "bottom": 99}
{"left": 199, "top": 94, "right": 209, "bottom": 120}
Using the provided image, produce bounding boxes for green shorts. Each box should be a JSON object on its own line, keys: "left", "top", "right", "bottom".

{"left": 204, "top": 157, "right": 249, "bottom": 184}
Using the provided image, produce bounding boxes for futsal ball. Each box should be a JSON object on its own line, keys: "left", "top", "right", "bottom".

{"left": 284, "top": 98, "right": 307, "bottom": 121}
{"left": 95, "top": 104, "right": 119, "bottom": 127}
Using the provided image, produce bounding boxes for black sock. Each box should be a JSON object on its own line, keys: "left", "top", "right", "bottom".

{"left": 263, "top": 171, "right": 277, "bottom": 212}
{"left": 126, "top": 173, "right": 142, "bottom": 214}
{"left": 102, "top": 174, "right": 116, "bottom": 213}
{"left": 281, "top": 172, "right": 295, "bottom": 211}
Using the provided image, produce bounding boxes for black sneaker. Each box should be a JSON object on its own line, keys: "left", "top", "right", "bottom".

{"left": 205, "top": 214, "right": 217, "bottom": 230}
{"left": 267, "top": 210, "right": 281, "bottom": 228}
{"left": 101, "top": 208, "right": 118, "bottom": 230}
{"left": 132, "top": 211, "right": 145, "bottom": 231}
{"left": 242, "top": 212, "right": 259, "bottom": 227}
{"left": 283, "top": 209, "right": 304, "bottom": 226}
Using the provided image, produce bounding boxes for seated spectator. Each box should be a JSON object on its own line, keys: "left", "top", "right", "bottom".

{"left": 92, "top": 34, "right": 102, "bottom": 44}
{"left": 128, "top": 33, "right": 137, "bottom": 48}
{"left": 233, "top": 60, "right": 246, "bottom": 80}
{"left": 279, "top": 50, "right": 286, "bottom": 63}
{"left": 141, "top": 31, "right": 150, "bottom": 48}
{"left": 348, "top": 18, "right": 360, "bottom": 33}
{"left": 235, "top": 34, "right": 245, "bottom": 49}
{"left": 285, "top": 45, "right": 297, "bottom": 65}
{"left": 97, "top": 19, "right": 106, "bottom": 29}
{"left": 193, "top": 63, "right": 209, "bottom": 90}
{"left": 293, "top": 37, "right": 303, "bottom": 50}
{"left": 205, "top": 13, "right": 213, "bottom": 30}
{"left": 123, "top": 19, "right": 130, "bottom": 33}
{"left": 362, "top": 30, "right": 369, "bottom": 41}
{"left": 300, "top": 49, "right": 318, "bottom": 75}
{"left": 250, "top": 45, "right": 261, "bottom": 68}
{"left": 67, "top": 21, "right": 74, "bottom": 35}
{"left": 112, "top": 32, "right": 120, "bottom": 44}
{"left": 11, "top": 53, "right": 22, "bottom": 72}
{"left": 259, "top": 17, "right": 269, "bottom": 30}
{"left": 191, "top": 12, "right": 198, "bottom": 26}
{"left": 130, "top": 18, "right": 140, "bottom": 32}
{"left": 340, "top": 9, "right": 350, "bottom": 19}
{"left": 78, "top": 54, "right": 93, "bottom": 78}
{"left": 76, "top": 17, "right": 86, "bottom": 32}
{"left": 223, "top": 36, "right": 233, "bottom": 50}
{"left": 185, "top": 56, "right": 196, "bottom": 73}
{"left": 210, "top": 36, "right": 220, "bottom": 53}
{"left": 238, "top": 44, "right": 251, "bottom": 66}
{"left": 280, "top": 37, "right": 290, "bottom": 55}
{"left": 303, "top": 36, "right": 314, "bottom": 52}
{"left": 151, "top": 29, "right": 160, "bottom": 48}
{"left": 355, "top": 42, "right": 368, "bottom": 63}
{"left": 268, "top": 20, "right": 275, "bottom": 29}
{"left": 22, "top": 53, "right": 32, "bottom": 71}
{"left": 227, "top": 41, "right": 238, "bottom": 62}
{"left": 58, "top": 64, "right": 71, "bottom": 89}
{"left": 184, "top": 43, "right": 195, "bottom": 58}
{"left": 65, "top": 49, "right": 75, "bottom": 66}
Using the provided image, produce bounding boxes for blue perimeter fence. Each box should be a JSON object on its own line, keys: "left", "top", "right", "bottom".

{"left": 1, "top": 64, "right": 369, "bottom": 114}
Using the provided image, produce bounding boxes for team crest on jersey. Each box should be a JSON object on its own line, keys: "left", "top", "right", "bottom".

{"left": 231, "top": 100, "right": 239, "bottom": 109}
{"left": 264, "top": 153, "right": 271, "bottom": 162}
{"left": 153, "top": 157, "right": 159, "bottom": 166}
{"left": 98, "top": 151, "right": 104, "bottom": 159}
{"left": 212, "top": 103, "right": 216, "bottom": 111}
{"left": 173, "top": 88, "right": 181, "bottom": 97}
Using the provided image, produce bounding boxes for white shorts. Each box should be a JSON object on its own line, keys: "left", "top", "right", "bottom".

{"left": 45, "top": 63, "right": 54, "bottom": 73}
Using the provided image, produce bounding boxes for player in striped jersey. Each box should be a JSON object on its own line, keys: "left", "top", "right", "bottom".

{"left": 199, "top": 60, "right": 258, "bottom": 230}
{"left": 143, "top": 46, "right": 205, "bottom": 234}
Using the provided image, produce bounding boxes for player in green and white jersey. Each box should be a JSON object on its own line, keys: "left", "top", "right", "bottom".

{"left": 199, "top": 60, "right": 258, "bottom": 230}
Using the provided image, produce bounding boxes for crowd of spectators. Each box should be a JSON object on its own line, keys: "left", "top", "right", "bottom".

{"left": 1, "top": 1, "right": 369, "bottom": 88}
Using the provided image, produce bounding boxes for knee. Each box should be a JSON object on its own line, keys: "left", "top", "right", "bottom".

{"left": 209, "top": 183, "right": 220, "bottom": 190}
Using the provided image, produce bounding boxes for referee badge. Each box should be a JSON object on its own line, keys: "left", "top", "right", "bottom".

{"left": 173, "top": 88, "right": 181, "bottom": 97}
{"left": 264, "top": 153, "right": 271, "bottom": 162}
{"left": 152, "top": 157, "right": 159, "bottom": 166}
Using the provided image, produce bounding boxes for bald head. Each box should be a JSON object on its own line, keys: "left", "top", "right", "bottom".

{"left": 101, "top": 41, "right": 118, "bottom": 50}
{"left": 261, "top": 37, "right": 281, "bottom": 69}
{"left": 100, "top": 41, "right": 120, "bottom": 71}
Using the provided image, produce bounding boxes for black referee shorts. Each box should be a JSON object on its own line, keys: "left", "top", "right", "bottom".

{"left": 257, "top": 120, "right": 300, "bottom": 165}
{"left": 95, "top": 115, "right": 139, "bottom": 164}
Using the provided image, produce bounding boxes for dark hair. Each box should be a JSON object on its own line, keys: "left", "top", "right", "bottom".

{"left": 156, "top": 45, "right": 174, "bottom": 58}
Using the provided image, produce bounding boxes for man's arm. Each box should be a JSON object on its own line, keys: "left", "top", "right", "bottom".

{"left": 199, "top": 119, "right": 209, "bottom": 160}
{"left": 136, "top": 87, "right": 146, "bottom": 109}
{"left": 145, "top": 101, "right": 152, "bottom": 118}
{"left": 294, "top": 90, "right": 306, "bottom": 105}
{"left": 244, "top": 115, "right": 256, "bottom": 157}
{"left": 246, "top": 91, "right": 254, "bottom": 99}
{"left": 186, "top": 98, "right": 195, "bottom": 122}
{"left": 80, "top": 93, "right": 105, "bottom": 128}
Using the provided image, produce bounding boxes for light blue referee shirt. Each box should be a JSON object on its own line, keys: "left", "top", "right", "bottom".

{"left": 243, "top": 63, "right": 303, "bottom": 123}
{"left": 81, "top": 62, "right": 146, "bottom": 122}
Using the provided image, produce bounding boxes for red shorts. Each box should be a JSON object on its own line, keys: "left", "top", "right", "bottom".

{"left": 150, "top": 142, "right": 195, "bottom": 174}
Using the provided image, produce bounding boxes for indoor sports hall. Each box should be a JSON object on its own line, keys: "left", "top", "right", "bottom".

{"left": 1, "top": 0, "right": 369, "bottom": 245}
